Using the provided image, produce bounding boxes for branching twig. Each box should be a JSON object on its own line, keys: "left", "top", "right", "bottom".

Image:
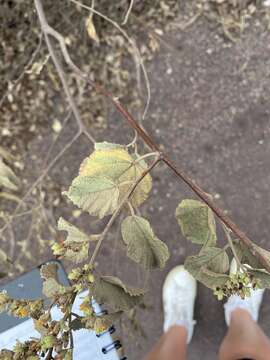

{"left": 33, "top": 0, "right": 270, "bottom": 273}
{"left": 122, "top": 0, "right": 134, "bottom": 25}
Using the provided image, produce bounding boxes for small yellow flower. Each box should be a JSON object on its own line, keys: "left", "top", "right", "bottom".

{"left": 87, "top": 274, "right": 95, "bottom": 283}
{"left": 79, "top": 302, "right": 92, "bottom": 315}
{"left": 94, "top": 318, "right": 108, "bottom": 334}
{"left": 15, "top": 306, "right": 29, "bottom": 318}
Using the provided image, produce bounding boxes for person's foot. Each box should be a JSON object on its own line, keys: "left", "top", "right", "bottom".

{"left": 224, "top": 258, "right": 265, "bottom": 325}
{"left": 162, "top": 265, "right": 197, "bottom": 343}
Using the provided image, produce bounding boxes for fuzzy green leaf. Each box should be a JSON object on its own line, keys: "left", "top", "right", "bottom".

{"left": 249, "top": 269, "right": 270, "bottom": 288}
{"left": 64, "top": 244, "right": 89, "bottom": 264}
{"left": 64, "top": 176, "right": 119, "bottom": 219}
{"left": 56, "top": 218, "right": 98, "bottom": 263}
{"left": 58, "top": 217, "right": 89, "bottom": 243}
{"left": 233, "top": 240, "right": 270, "bottom": 270}
{"left": 121, "top": 215, "right": 169, "bottom": 269}
{"left": 42, "top": 278, "right": 63, "bottom": 298}
{"left": 199, "top": 247, "right": 229, "bottom": 274}
{"left": 78, "top": 143, "right": 152, "bottom": 209}
{"left": 40, "top": 266, "right": 65, "bottom": 298}
{"left": 92, "top": 276, "right": 145, "bottom": 311}
{"left": 40, "top": 263, "right": 58, "bottom": 281}
{"left": 175, "top": 199, "right": 217, "bottom": 245}
{"left": 94, "top": 142, "right": 124, "bottom": 151}
{"left": 185, "top": 249, "right": 230, "bottom": 289}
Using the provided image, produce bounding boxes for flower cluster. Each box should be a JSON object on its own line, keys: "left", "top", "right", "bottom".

{"left": 214, "top": 271, "right": 262, "bottom": 300}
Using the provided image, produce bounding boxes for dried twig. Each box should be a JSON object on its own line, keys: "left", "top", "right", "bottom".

{"left": 34, "top": 0, "right": 95, "bottom": 142}
{"left": 122, "top": 0, "right": 134, "bottom": 25}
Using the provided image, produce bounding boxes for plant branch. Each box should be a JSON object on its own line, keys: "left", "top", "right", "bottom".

{"left": 34, "top": 0, "right": 95, "bottom": 143}
{"left": 34, "top": 0, "right": 270, "bottom": 273}
{"left": 89, "top": 156, "right": 161, "bottom": 266}
{"left": 122, "top": 0, "right": 134, "bottom": 25}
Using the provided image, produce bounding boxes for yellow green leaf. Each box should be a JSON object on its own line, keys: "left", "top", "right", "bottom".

{"left": 78, "top": 142, "right": 152, "bottom": 210}
{"left": 184, "top": 251, "right": 229, "bottom": 289}
{"left": 58, "top": 217, "right": 89, "bottom": 243}
{"left": 64, "top": 176, "right": 119, "bottom": 219}
{"left": 121, "top": 215, "right": 169, "bottom": 269}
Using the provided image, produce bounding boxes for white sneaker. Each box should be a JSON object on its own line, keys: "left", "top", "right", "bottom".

{"left": 162, "top": 265, "right": 197, "bottom": 343}
{"left": 224, "top": 258, "right": 265, "bottom": 325}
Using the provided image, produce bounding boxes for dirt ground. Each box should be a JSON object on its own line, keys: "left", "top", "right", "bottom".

{"left": 1, "top": 5, "right": 270, "bottom": 360}
{"left": 98, "top": 15, "right": 270, "bottom": 360}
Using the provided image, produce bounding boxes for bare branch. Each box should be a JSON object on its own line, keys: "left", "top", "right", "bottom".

{"left": 122, "top": 0, "right": 134, "bottom": 25}
{"left": 34, "top": 0, "right": 95, "bottom": 143}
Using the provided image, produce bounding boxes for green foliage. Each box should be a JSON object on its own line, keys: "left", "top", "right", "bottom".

{"left": 199, "top": 247, "right": 229, "bottom": 274}
{"left": 249, "top": 269, "right": 270, "bottom": 288}
{"left": 214, "top": 271, "right": 262, "bottom": 300}
{"left": 64, "top": 176, "right": 120, "bottom": 219}
{"left": 121, "top": 215, "right": 169, "bottom": 269}
{"left": 54, "top": 217, "right": 99, "bottom": 263}
{"left": 184, "top": 252, "right": 230, "bottom": 289}
{"left": 92, "top": 276, "right": 145, "bottom": 311}
{"left": 58, "top": 217, "right": 90, "bottom": 243}
{"left": 234, "top": 240, "right": 270, "bottom": 270}
{"left": 175, "top": 199, "right": 217, "bottom": 245}
{"left": 40, "top": 263, "right": 68, "bottom": 298}
{"left": 2, "top": 136, "right": 270, "bottom": 360}
{"left": 64, "top": 142, "right": 152, "bottom": 218}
